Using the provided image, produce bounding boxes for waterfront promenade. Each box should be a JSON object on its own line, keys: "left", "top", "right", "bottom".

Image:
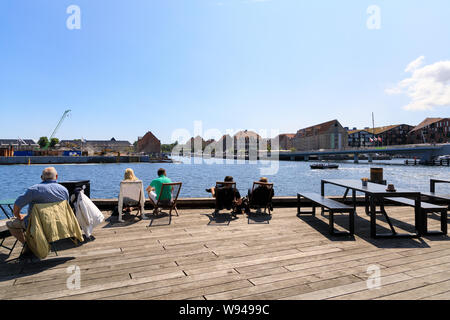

{"left": 1, "top": 206, "right": 449, "bottom": 300}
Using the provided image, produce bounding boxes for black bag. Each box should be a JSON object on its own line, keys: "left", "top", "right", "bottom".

{"left": 111, "top": 206, "right": 119, "bottom": 217}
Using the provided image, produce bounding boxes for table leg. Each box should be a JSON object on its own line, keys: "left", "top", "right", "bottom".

{"left": 442, "top": 208, "right": 448, "bottom": 235}
{"left": 321, "top": 181, "right": 325, "bottom": 215}
{"left": 415, "top": 196, "right": 423, "bottom": 236}
{"left": 379, "top": 198, "right": 396, "bottom": 234}
{"left": 374, "top": 196, "right": 420, "bottom": 238}
{"left": 370, "top": 196, "right": 377, "bottom": 238}
{"left": 343, "top": 188, "right": 350, "bottom": 201}
{"left": 365, "top": 194, "right": 370, "bottom": 216}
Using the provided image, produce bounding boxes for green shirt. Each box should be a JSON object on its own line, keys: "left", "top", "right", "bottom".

{"left": 150, "top": 175, "right": 173, "bottom": 200}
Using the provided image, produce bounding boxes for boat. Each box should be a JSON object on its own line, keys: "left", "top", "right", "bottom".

{"left": 310, "top": 163, "right": 339, "bottom": 170}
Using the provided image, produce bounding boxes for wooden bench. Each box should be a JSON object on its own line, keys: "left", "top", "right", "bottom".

{"left": 421, "top": 192, "right": 450, "bottom": 203}
{"left": 386, "top": 197, "right": 447, "bottom": 235}
{"left": 297, "top": 192, "right": 355, "bottom": 236}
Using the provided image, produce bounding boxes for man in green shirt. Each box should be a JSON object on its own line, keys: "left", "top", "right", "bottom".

{"left": 147, "top": 168, "right": 173, "bottom": 204}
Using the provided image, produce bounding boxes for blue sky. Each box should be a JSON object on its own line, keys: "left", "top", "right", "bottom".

{"left": 1, "top": 0, "right": 449, "bottom": 144}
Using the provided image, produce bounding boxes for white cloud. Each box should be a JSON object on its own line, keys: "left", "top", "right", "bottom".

{"left": 387, "top": 56, "right": 450, "bottom": 111}
{"left": 404, "top": 56, "right": 425, "bottom": 73}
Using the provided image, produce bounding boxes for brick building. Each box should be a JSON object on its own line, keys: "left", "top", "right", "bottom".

{"left": 274, "top": 134, "right": 295, "bottom": 150}
{"left": 136, "top": 132, "right": 161, "bottom": 154}
{"left": 408, "top": 118, "right": 450, "bottom": 144}
{"left": 374, "top": 124, "right": 413, "bottom": 146}
{"left": 347, "top": 124, "right": 413, "bottom": 147}
{"left": 293, "top": 120, "right": 347, "bottom": 151}
{"left": 347, "top": 128, "right": 374, "bottom": 148}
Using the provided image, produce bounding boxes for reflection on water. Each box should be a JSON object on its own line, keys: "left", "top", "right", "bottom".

{"left": 1, "top": 157, "right": 449, "bottom": 218}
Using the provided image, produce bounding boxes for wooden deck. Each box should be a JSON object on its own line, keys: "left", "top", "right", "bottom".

{"left": 0, "top": 206, "right": 449, "bottom": 300}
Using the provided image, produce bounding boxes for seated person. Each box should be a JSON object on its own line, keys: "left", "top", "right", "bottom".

{"left": 7, "top": 167, "right": 69, "bottom": 248}
{"left": 247, "top": 177, "right": 274, "bottom": 211}
{"left": 122, "top": 168, "right": 140, "bottom": 213}
{"left": 146, "top": 168, "right": 173, "bottom": 207}
{"left": 123, "top": 168, "right": 139, "bottom": 181}
{"left": 206, "top": 176, "right": 243, "bottom": 213}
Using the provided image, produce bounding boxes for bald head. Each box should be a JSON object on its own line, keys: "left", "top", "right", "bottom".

{"left": 41, "top": 167, "right": 58, "bottom": 181}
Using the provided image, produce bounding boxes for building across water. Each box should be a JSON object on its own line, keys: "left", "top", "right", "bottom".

{"left": 293, "top": 120, "right": 348, "bottom": 151}
{"left": 136, "top": 131, "right": 161, "bottom": 154}
{"left": 347, "top": 124, "right": 414, "bottom": 148}
{"left": 408, "top": 117, "right": 450, "bottom": 144}
{"left": 60, "top": 138, "right": 133, "bottom": 155}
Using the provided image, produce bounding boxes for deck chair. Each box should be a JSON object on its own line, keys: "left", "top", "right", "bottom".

{"left": 247, "top": 182, "right": 274, "bottom": 215}
{"left": 214, "top": 182, "right": 239, "bottom": 217}
{"left": 118, "top": 180, "right": 146, "bottom": 222}
{"left": 21, "top": 201, "right": 83, "bottom": 260}
{"left": 0, "top": 219, "right": 18, "bottom": 258}
{"left": 150, "top": 182, "right": 182, "bottom": 217}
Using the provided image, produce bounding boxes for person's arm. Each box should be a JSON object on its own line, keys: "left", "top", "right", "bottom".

{"left": 146, "top": 181, "right": 156, "bottom": 193}
{"left": 13, "top": 204, "right": 26, "bottom": 220}
{"left": 14, "top": 189, "right": 33, "bottom": 220}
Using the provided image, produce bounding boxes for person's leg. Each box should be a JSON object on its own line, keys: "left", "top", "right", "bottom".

{"left": 149, "top": 191, "right": 159, "bottom": 214}
{"left": 6, "top": 219, "right": 26, "bottom": 244}
{"left": 149, "top": 191, "right": 157, "bottom": 204}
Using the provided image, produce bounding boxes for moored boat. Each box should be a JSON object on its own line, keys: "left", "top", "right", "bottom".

{"left": 310, "top": 163, "right": 339, "bottom": 170}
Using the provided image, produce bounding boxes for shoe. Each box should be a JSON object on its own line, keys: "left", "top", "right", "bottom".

{"left": 205, "top": 188, "right": 212, "bottom": 193}
{"left": 142, "top": 213, "right": 150, "bottom": 220}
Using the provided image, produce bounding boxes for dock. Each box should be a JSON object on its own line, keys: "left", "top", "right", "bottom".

{"left": 0, "top": 206, "right": 449, "bottom": 300}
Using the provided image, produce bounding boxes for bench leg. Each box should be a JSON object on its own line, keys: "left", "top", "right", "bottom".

{"left": 349, "top": 209, "right": 355, "bottom": 235}
{"left": 329, "top": 211, "right": 334, "bottom": 234}
{"left": 423, "top": 209, "right": 448, "bottom": 236}
{"left": 442, "top": 209, "right": 448, "bottom": 235}
{"left": 297, "top": 196, "right": 316, "bottom": 216}
{"left": 329, "top": 210, "right": 354, "bottom": 237}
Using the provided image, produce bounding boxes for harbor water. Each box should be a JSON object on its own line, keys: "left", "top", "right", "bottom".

{"left": 1, "top": 157, "right": 449, "bottom": 219}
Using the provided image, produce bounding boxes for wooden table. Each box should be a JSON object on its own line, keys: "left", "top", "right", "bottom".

{"left": 321, "top": 179, "right": 422, "bottom": 238}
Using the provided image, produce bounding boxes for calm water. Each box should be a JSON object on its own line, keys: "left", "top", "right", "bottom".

{"left": 1, "top": 157, "right": 449, "bottom": 219}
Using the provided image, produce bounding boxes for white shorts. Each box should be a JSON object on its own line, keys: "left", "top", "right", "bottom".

{"left": 149, "top": 191, "right": 157, "bottom": 204}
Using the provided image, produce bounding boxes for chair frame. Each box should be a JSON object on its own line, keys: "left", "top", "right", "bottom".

{"left": 214, "top": 182, "right": 239, "bottom": 216}
{"left": 248, "top": 182, "right": 274, "bottom": 215}
{"left": 149, "top": 182, "right": 182, "bottom": 217}
{"left": 118, "top": 181, "right": 145, "bottom": 223}
{"left": 0, "top": 230, "right": 18, "bottom": 258}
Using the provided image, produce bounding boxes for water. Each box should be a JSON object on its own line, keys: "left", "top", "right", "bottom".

{"left": 1, "top": 157, "right": 449, "bottom": 219}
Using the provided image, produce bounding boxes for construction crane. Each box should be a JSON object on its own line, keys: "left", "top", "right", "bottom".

{"left": 42, "top": 109, "right": 71, "bottom": 150}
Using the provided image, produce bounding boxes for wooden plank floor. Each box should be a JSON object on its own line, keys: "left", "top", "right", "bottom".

{"left": 0, "top": 206, "right": 449, "bottom": 300}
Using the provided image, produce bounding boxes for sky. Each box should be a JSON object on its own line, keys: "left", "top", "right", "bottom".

{"left": 0, "top": 0, "right": 449, "bottom": 144}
